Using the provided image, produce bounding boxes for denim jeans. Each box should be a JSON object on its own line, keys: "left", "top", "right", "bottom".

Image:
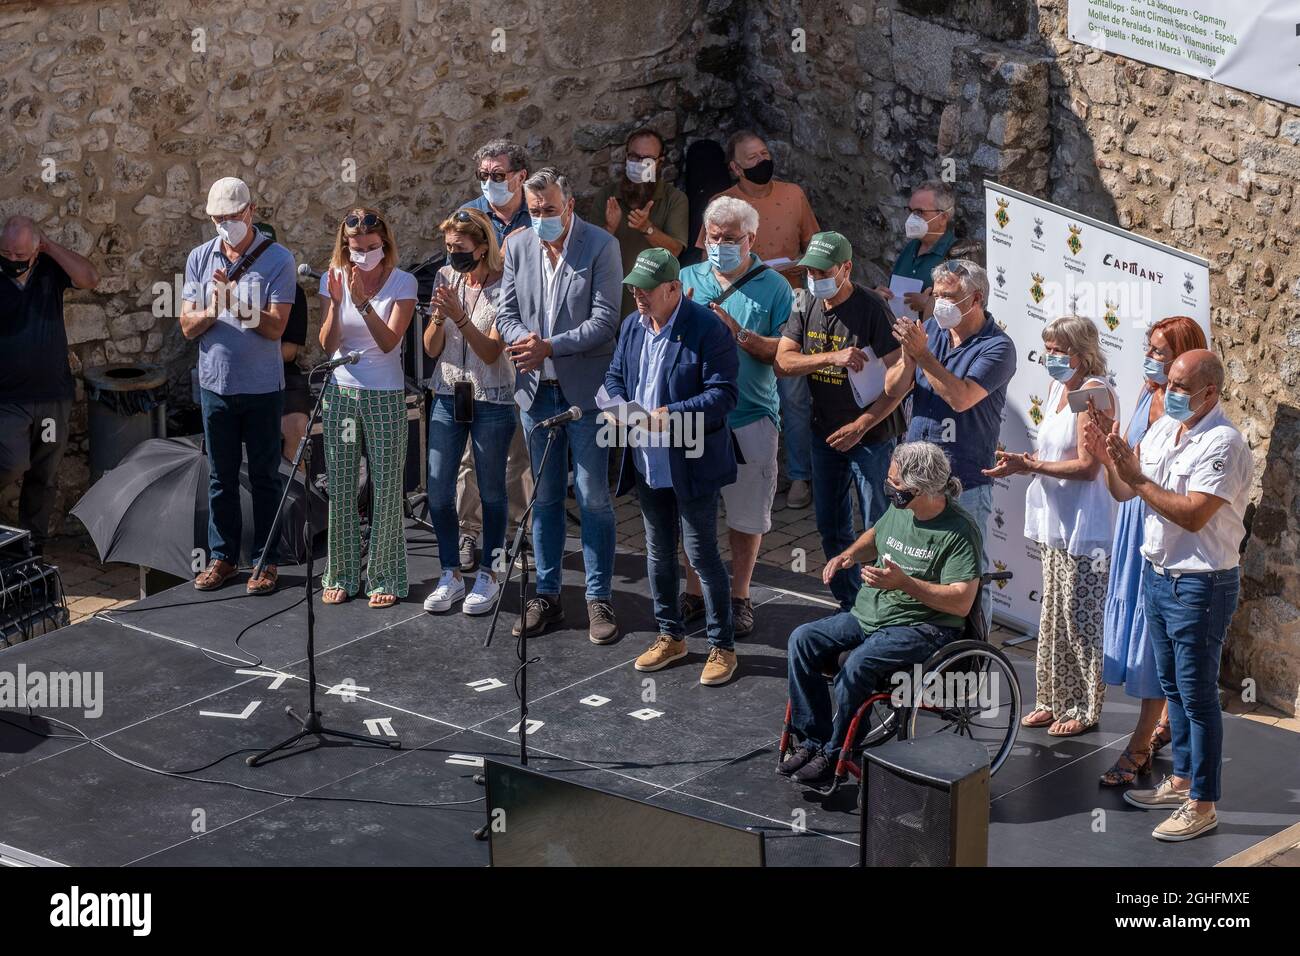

{"left": 777, "top": 374, "right": 812, "bottom": 482}
{"left": 957, "top": 482, "right": 994, "bottom": 631}
{"left": 428, "top": 396, "right": 516, "bottom": 574}
{"left": 1142, "top": 562, "right": 1240, "bottom": 803}
{"left": 811, "top": 434, "right": 897, "bottom": 609}
{"left": 200, "top": 387, "right": 284, "bottom": 566}
{"left": 520, "top": 383, "right": 615, "bottom": 601}
{"left": 787, "top": 611, "right": 961, "bottom": 757}
{"left": 637, "top": 476, "right": 733, "bottom": 650}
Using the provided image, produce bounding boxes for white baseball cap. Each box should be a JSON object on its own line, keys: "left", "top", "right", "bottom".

{"left": 205, "top": 177, "right": 251, "bottom": 216}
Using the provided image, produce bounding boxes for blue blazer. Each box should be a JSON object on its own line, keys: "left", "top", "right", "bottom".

{"left": 603, "top": 295, "right": 740, "bottom": 501}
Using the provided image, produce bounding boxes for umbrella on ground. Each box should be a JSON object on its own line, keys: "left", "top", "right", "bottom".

{"left": 71, "top": 435, "right": 327, "bottom": 579}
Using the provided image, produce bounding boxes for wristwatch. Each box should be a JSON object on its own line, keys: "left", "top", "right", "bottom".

{"left": 642, "top": 224, "right": 654, "bottom": 236}
{"left": 736, "top": 327, "right": 751, "bottom": 344}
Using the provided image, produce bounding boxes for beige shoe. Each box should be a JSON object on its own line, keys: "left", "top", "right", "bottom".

{"left": 1153, "top": 801, "right": 1218, "bottom": 842}
{"left": 635, "top": 634, "right": 687, "bottom": 672}
{"left": 1124, "top": 775, "right": 1191, "bottom": 810}
{"left": 700, "top": 646, "right": 738, "bottom": 686}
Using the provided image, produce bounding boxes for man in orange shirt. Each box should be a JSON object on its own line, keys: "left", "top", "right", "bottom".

{"left": 695, "top": 130, "right": 820, "bottom": 508}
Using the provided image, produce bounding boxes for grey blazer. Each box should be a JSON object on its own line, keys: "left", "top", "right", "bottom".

{"left": 494, "top": 215, "right": 624, "bottom": 412}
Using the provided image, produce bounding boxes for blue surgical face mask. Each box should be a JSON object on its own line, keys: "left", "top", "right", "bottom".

{"left": 1044, "top": 353, "right": 1075, "bottom": 383}
{"left": 1143, "top": 356, "right": 1169, "bottom": 384}
{"left": 532, "top": 213, "right": 565, "bottom": 242}
{"left": 707, "top": 242, "right": 744, "bottom": 273}
{"left": 807, "top": 271, "right": 841, "bottom": 299}
{"left": 1164, "top": 385, "right": 1208, "bottom": 422}
{"left": 482, "top": 178, "right": 513, "bottom": 206}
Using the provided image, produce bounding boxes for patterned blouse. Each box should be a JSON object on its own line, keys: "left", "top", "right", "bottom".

{"left": 429, "top": 266, "right": 514, "bottom": 405}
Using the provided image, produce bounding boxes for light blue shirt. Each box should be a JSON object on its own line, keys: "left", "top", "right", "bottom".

{"left": 634, "top": 300, "right": 680, "bottom": 489}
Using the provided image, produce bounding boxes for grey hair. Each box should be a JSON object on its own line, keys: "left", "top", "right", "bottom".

{"left": 931, "top": 258, "right": 989, "bottom": 308}
{"left": 473, "top": 139, "right": 529, "bottom": 173}
{"left": 1, "top": 215, "right": 38, "bottom": 243}
{"left": 892, "top": 441, "right": 963, "bottom": 499}
{"left": 1043, "top": 314, "right": 1107, "bottom": 378}
{"left": 523, "top": 166, "right": 573, "bottom": 203}
{"left": 914, "top": 179, "right": 956, "bottom": 216}
{"left": 703, "top": 195, "right": 759, "bottom": 237}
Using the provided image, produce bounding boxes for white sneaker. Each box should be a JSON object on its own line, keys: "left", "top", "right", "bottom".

{"left": 462, "top": 571, "right": 501, "bottom": 616}
{"left": 423, "top": 570, "right": 465, "bottom": 612}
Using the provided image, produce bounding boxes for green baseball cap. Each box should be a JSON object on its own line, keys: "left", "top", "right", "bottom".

{"left": 798, "top": 231, "right": 852, "bottom": 271}
{"left": 623, "top": 247, "right": 680, "bottom": 290}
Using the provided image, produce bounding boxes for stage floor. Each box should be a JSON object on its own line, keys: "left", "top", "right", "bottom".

{"left": 1, "top": 522, "right": 1296, "bottom": 867}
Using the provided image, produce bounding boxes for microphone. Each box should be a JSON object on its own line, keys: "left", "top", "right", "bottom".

{"left": 298, "top": 263, "right": 322, "bottom": 281}
{"left": 315, "top": 350, "right": 363, "bottom": 371}
{"left": 535, "top": 405, "right": 582, "bottom": 430}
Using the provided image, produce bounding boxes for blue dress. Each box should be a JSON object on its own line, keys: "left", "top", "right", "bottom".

{"left": 1101, "top": 388, "right": 1162, "bottom": 699}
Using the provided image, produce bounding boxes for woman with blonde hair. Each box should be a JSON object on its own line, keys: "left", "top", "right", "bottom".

{"left": 420, "top": 207, "right": 517, "bottom": 615}
{"left": 317, "top": 208, "right": 417, "bottom": 608}
{"left": 985, "top": 314, "right": 1116, "bottom": 736}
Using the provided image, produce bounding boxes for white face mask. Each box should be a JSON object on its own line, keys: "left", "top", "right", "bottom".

{"left": 625, "top": 158, "right": 656, "bottom": 183}
{"left": 216, "top": 218, "right": 248, "bottom": 246}
{"left": 933, "top": 292, "right": 970, "bottom": 329}
{"left": 904, "top": 213, "right": 930, "bottom": 240}
{"left": 350, "top": 247, "right": 384, "bottom": 272}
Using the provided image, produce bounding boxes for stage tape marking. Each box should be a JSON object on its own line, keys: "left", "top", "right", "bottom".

{"left": 627, "top": 708, "right": 663, "bottom": 721}
{"left": 235, "top": 668, "right": 292, "bottom": 689}
{"left": 446, "top": 754, "right": 484, "bottom": 768}
{"left": 508, "top": 719, "right": 544, "bottom": 736}
{"left": 198, "top": 700, "right": 261, "bottom": 720}
{"left": 467, "top": 678, "right": 506, "bottom": 692}
{"left": 364, "top": 717, "right": 398, "bottom": 737}
{"left": 580, "top": 695, "right": 610, "bottom": 707}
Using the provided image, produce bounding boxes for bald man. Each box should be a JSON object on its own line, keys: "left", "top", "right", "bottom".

{"left": 0, "top": 216, "right": 99, "bottom": 552}
{"left": 1084, "top": 349, "right": 1250, "bottom": 843}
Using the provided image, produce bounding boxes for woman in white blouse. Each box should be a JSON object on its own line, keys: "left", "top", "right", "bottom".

{"left": 421, "top": 208, "right": 517, "bottom": 616}
{"left": 317, "top": 208, "right": 416, "bottom": 608}
{"left": 985, "top": 314, "right": 1117, "bottom": 736}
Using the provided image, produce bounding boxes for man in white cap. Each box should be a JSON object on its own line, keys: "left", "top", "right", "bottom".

{"left": 180, "top": 177, "right": 297, "bottom": 594}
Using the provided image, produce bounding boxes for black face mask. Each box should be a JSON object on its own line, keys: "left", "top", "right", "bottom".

{"left": 0, "top": 255, "right": 32, "bottom": 279}
{"left": 740, "top": 158, "right": 774, "bottom": 185}
{"left": 884, "top": 481, "right": 916, "bottom": 510}
{"left": 448, "top": 250, "right": 479, "bottom": 273}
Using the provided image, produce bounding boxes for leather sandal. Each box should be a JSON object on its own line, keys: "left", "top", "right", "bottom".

{"left": 246, "top": 565, "right": 278, "bottom": 595}
{"left": 1047, "top": 717, "right": 1095, "bottom": 737}
{"left": 1100, "top": 748, "right": 1153, "bottom": 787}
{"left": 1021, "top": 709, "right": 1055, "bottom": 728}
{"left": 195, "top": 559, "right": 238, "bottom": 591}
{"left": 1150, "top": 718, "right": 1172, "bottom": 754}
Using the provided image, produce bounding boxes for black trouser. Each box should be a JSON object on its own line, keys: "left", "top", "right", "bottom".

{"left": 0, "top": 399, "right": 73, "bottom": 550}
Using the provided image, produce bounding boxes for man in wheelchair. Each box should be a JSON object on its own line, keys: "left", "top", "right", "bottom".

{"left": 781, "top": 441, "right": 984, "bottom": 788}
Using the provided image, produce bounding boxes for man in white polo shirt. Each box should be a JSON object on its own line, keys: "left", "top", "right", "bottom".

{"left": 1085, "top": 349, "right": 1250, "bottom": 843}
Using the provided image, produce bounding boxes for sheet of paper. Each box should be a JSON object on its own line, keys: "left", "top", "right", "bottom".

{"left": 847, "top": 347, "right": 886, "bottom": 408}
{"left": 595, "top": 386, "right": 650, "bottom": 435}
{"left": 887, "top": 274, "right": 925, "bottom": 319}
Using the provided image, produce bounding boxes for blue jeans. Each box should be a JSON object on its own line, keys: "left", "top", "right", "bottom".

{"left": 778, "top": 374, "right": 812, "bottom": 481}
{"left": 520, "top": 383, "right": 615, "bottom": 601}
{"left": 811, "top": 434, "right": 897, "bottom": 609}
{"left": 787, "top": 611, "right": 961, "bottom": 757}
{"left": 637, "top": 476, "right": 733, "bottom": 650}
{"left": 1142, "top": 562, "right": 1239, "bottom": 802}
{"left": 200, "top": 387, "right": 284, "bottom": 566}
{"left": 958, "top": 482, "right": 994, "bottom": 631}
{"left": 428, "top": 396, "right": 516, "bottom": 573}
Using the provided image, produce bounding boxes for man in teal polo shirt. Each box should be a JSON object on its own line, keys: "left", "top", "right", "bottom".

{"left": 677, "top": 195, "right": 792, "bottom": 638}
{"left": 874, "top": 179, "right": 957, "bottom": 320}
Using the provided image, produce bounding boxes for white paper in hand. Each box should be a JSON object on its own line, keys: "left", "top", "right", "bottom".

{"left": 847, "top": 347, "right": 886, "bottom": 408}
{"left": 887, "top": 275, "right": 925, "bottom": 319}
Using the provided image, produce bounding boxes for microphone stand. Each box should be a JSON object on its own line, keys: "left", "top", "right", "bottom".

{"left": 248, "top": 356, "right": 401, "bottom": 767}
{"left": 472, "top": 417, "right": 563, "bottom": 840}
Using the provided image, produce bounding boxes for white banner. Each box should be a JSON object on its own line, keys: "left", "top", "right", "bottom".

{"left": 982, "top": 182, "right": 1211, "bottom": 634}
{"left": 1069, "top": 0, "right": 1300, "bottom": 108}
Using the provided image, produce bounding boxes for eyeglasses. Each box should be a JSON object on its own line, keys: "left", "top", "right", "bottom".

{"left": 476, "top": 169, "right": 514, "bottom": 183}
{"left": 627, "top": 152, "right": 661, "bottom": 163}
{"left": 907, "top": 207, "right": 941, "bottom": 216}
{"left": 344, "top": 213, "right": 383, "bottom": 230}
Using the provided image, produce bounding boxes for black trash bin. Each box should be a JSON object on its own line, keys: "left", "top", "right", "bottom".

{"left": 83, "top": 364, "right": 170, "bottom": 483}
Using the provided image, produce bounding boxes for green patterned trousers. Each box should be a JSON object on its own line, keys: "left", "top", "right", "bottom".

{"left": 320, "top": 381, "right": 409, "bottom": 597}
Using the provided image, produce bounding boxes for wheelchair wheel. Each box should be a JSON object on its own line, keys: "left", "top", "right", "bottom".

{"left": 898, "top": 640, "right": 1021, "bottom": 775}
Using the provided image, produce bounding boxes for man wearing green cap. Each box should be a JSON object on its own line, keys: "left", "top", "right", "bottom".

{"left": 775, "top": 231, "right": 908, "bottom": 609}
{"left": 604, "top": 248, "right": 742, "bottom": 686}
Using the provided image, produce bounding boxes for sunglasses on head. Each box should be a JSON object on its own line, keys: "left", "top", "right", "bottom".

{"left": 344, "top": 212, "right": 383, "bottom": 230}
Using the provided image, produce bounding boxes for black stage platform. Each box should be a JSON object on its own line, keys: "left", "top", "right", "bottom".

{"left": 1, "top": 521, "right": 1297, "bottom": 867}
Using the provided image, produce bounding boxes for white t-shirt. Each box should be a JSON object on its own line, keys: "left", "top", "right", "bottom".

{"left": 1024, "top": 377, "right": 1117, "bottom": 557}
{"left": 1138, "top": 402, "right": 1252, "bottom": 573}
{"left": 318, "top": 267, "right": 416, "bottom": 391}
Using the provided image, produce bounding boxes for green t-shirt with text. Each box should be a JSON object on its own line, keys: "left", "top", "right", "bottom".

{"left": 851, "top": 500, "right": 982, "bottom": 633}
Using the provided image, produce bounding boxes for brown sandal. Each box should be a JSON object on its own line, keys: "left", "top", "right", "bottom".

{"left": 195, "top": 559, "right": 238, "bottom": 591}
{"left": 322, "top": 587, "right": 349, "bottom": 605}
{"left": 368, "top": 592, "right": 397, "bottom": 609}
{"left": 1150, "top": 719, "right": 1172, "bottom": 754}
{"left": 1021, "top": 709, "right": 1055, "bottom": 728}
{"left": 247, "top": 565, "right": 278, "bottom": 595}
{"left": 1100, "top": 748, "right": 1153, "bottom": 787}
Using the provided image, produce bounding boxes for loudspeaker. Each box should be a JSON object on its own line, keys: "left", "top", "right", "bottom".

{"left": 860, "top": 734, "right": 990, "bottom": 867}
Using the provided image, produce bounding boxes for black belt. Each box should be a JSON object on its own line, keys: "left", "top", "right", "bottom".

{"left": 538, "top": 378, "right": 561, "bottom": 386}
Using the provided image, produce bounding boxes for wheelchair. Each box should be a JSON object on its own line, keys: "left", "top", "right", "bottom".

{"left": 778, "top": 571, "right": 1021, "bottom": 796}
